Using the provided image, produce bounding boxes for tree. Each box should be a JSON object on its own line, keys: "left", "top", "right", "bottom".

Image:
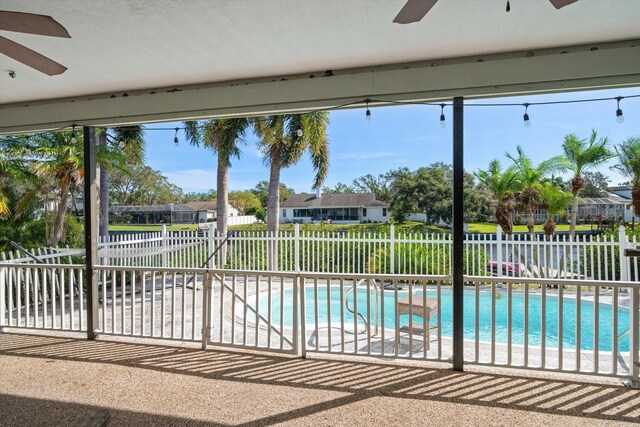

{"left": 182, "top": 189, "right": 217, "bottom": 202}
{"left": 351, "top": 171, "right": 398, "bottom": 201}
{"left": 255, "top": 113, "right": 329, "bottom": 237}
{"left": 98, "top": 126, "right": 145, "bottom": 238}
{"left": 27, "top": 131, "right": 122, "bottom": 245}
{"left": 612, "top": 136, "right": 640, "bottom": 217}
{"left": 539, "top": 183, "right": 573, "bottom": 236}
{"left": 109, "top": 165, "right": 183, "bottom": 206}
{"left": 560, "top": 130, "right": 613, "bottom": 237}
{"left": 185, "top": 118, "right": 251, "bottom": 266}
{"left": 506, "top": 146, "right": 564, "bottom": 234}
{"left": 251, "top": 181, "right": 294, "bottom": 208}
{"left": 475, "top": 160, "right": 518, "bottom": 234}
{"left": 322, "top": 182, "right": 354, "bottom": 194}
{"left": 579, "top": 171, "right": 610, "bottom": 198}
{"left": 229, "top": 191, "right": 261, "bottom": 214}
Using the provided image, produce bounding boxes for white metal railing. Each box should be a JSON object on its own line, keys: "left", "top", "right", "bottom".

{"left": 0, "top": 263, "right": 86, "bottom": 332}
{"left": 463, "top": 275, "right": 639, "bottom": 380}
{"left": 2, "top": 258, "right": 639, "bottom": 382}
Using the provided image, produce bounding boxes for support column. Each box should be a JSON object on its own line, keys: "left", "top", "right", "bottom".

{"left": 452, "top": 97, "right": 464, "bottom": 371}
{"left": 83, "top": 126, "right": 99, "bottom": 340}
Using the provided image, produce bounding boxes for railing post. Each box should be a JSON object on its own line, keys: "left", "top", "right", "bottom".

{"left": 294, "top": 224, "right": 300, "bottom": 273}
{"left": 631, "top": 285, "right": 639, "bottom": 386}
{"left": 619, "top": 225, "right": 629, "bottom": 283}
{"left": 161, "top": 224, "right": 168, "bottom": 268}
{"left": 390, "top": 224, "right": 395, "bottom": 274}
{"left": 0, "top": 266, "right": 5, "bottom": 329}
{"left": 496, "top": 226, "right": 503, "bottom": 287}
{"left": 298, "top": 273, "right": 306, "bottom": 358}
{"left": 201, "top": 270, "right": 213, "bottom": 350}
{"left": 208, "top": 226, "right": 215, "bottom": 268}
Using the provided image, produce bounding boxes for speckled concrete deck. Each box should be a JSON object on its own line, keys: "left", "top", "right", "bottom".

{"left": 1, "top": 332, "right": 638, "bottom": 426}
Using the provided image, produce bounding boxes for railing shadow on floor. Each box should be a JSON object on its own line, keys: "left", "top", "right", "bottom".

{"left": 0, "top": 332, "right": 639, "bottom": 426}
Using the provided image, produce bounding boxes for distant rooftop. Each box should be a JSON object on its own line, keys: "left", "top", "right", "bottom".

{"left": 281, "top": 193, "right": 387, "bottom": 208}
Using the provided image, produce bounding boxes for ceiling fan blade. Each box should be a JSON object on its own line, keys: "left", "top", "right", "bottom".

{"left": 393, "top": 0, "right": 438, "bottom": 24}
{"left": 0, "top": 10, "right": 70, "bottom": 38}
{"left": 0, "top": 35, "right": 67, "bottom": 75}
{"left": 549, "top": 0, "right": 578, "bottom": 9}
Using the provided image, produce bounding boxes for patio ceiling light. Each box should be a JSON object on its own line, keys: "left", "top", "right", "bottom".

{"left": 173, "top": 127, "right": 179, "bottom": 145}
{"left": 439, "top": 103, "right": 446, "bottom": 128}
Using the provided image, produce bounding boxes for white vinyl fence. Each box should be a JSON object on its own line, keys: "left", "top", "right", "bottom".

{"left": 98, "top": 225, "right": 640, "bottom": 283}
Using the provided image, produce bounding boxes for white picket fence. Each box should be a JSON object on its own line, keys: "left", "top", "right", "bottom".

{"left": 97, "top": 225, "right": 640, "bottom": 283}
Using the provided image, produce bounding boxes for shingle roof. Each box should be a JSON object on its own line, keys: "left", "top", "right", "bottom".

{"left": 280, "top": 193, "right": 387, "bottom": 208}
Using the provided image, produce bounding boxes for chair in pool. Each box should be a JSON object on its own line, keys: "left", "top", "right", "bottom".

{"left": 397, "top": 295, "right": 438, "bottom": 349}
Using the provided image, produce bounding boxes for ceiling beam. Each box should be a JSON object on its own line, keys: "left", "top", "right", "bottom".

{"left": 1, "top": 39, "right": 639, "bottom": 134}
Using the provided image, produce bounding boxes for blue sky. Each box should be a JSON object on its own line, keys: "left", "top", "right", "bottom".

{"left": 144, "top": 87, "right": 639, "bottom": 194}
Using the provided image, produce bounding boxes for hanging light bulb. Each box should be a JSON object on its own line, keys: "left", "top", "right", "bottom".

{"left": 616, "top": 96, "right": 624, "bottom": 123}
{"left": 523, "top": 103, "right": 531, "bottom": 128}
{"left": 505, "top": 0, "right": 510, "bottom": 12}
{"left": 296, "top": 129, "right": 303, "bottom": 137}
{"left": 173, "top": 127, "right": 179, "bottom": 145}
{"left": 70, "top": 125, "right": 77, "bottom": 143}
{"left": 439, "top": 104, "right": 446, "bottom": 128}
{"left": 365, "top": 99, "right": 371, "bottom": 122}
{"left": 118, "top": 137, "right": 125, "bottom": 149}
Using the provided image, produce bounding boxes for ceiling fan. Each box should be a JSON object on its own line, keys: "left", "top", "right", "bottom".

{"left": 394, "top": 0, "right": 578, "bottom": 24}
{"left": 0, "top": 10, "right": 70, "bottom": 76}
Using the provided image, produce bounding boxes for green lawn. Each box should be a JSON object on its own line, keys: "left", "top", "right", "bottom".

{"left": 109, "top": 222, "right": 597, "bottom": 234}
{"left": 109, "top": 224, "right": 198, "bottom": 232}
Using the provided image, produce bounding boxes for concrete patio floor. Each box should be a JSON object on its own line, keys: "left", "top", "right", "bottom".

{"left": 0, "top": 332, "right": 639, "bottom": 426}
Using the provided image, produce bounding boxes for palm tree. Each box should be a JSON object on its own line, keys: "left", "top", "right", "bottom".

{"left": 612, "top": 136, "right": 640, "bottom": 217}
{"left": 255, "top": 112, "right": 329, "bottom": 270}
{"left": 560, "top": 130, "right": 613, "bottom": 237}
{"left": 28, "top": 131, "right": 123, "bottom": 246}
{"left": 475, "top": 160, "right": 518, "bottom": 234}
{"left": 539, "top": 183, "right": 573, "bottom": 237}
{"left": 506, "top": 146, "right": 564, "bottom": 234}
{"left": 98, "top": 126, "right": 145, "bottom": 238}
{"left": 184, "top": 119, "right": 251, "bottom": 266}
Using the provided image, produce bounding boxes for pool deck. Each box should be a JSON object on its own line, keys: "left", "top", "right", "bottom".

{"left": 1, "top": 332, "right": 639, "bottom": 426}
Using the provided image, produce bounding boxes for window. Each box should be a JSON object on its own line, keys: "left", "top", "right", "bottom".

{"left": 283, "top": 209, "right": 286, "bottom": 217}
{"left": 362, "top": 208, "right": 367, "bottom": 217}
{"left": 383, "top": 208, "right": 387, "bottom": 217}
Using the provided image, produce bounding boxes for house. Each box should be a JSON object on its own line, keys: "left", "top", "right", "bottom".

{"left": 185, "top": 201, "right": 240, "bottom": 223}
{"left": 280, "top": 192, "right": 388, "bottom": 224}
{"left": 110, "top": 204, "right": 196, "bottom": 224}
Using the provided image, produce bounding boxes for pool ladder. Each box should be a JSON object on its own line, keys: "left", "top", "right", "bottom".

{"left": 344, "top": 279, "right": 379, "bottom": 336}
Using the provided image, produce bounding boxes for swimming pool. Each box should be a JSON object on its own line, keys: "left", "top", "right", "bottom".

{"left": 257, "top": 287, "right": 632, "bottom": 352}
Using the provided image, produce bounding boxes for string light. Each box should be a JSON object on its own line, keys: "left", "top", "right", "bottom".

{"left": 118, "top": 137, "right": 125, "bottom": 149}
{"left": 26, "top": 92, "right": 638, "bottom": 138}
{"left": 296, "top": 129, "right": 303, "bottom": 137}
{"left": 616, "top": 96, "right": 624, "bottom": 123}
{"left": 70, "top": 125, "right": 77, "bottom": 143}
{"left": 173, "top": 127, "right": 179, "bottom": 145}
{"left": 365, "top": 99, "right": 371, "bottom": 122}
{"left": 523, "top": 103, "right": 531, "bottom": 128}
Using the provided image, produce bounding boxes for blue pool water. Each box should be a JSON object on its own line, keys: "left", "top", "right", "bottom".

{"left": 258, "top": 287, "right": 632, "bottom": 351}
